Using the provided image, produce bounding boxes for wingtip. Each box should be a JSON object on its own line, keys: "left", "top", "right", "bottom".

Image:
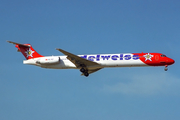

{"left": 56, "top": 48, "right": 64, "bottom": 51}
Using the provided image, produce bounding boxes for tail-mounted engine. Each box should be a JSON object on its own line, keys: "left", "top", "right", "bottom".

{"left": 36, "top": 57, "right": 60, "bottom": 65}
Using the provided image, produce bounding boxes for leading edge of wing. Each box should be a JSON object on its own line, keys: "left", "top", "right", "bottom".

{"left": 56, "top": 48, "right": 100, "bottom": 68}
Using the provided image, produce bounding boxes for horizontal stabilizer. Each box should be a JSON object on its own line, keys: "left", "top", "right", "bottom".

{"left": 7, "top": 41, "right": 30, "bottom": 47}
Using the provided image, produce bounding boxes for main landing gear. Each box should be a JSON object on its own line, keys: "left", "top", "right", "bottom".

{"left": 164, "top": 65, "right": 168, "bottom": 71}
{"left": 80, "top": 67, "right": 89, "bottom": 77}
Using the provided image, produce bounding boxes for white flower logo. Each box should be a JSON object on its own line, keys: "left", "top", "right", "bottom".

{"left": 25, "top": 48, "right": 35, "bottom": 57}
{"left": 143, "top": 53, "right": 154, "bottom": 61}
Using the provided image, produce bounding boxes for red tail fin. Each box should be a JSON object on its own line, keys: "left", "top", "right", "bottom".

{"left": 16, "top": 44, "right": 43, "bottom": 59}
{"left": 7, "top": 41, "right": 43, "bottom": 59}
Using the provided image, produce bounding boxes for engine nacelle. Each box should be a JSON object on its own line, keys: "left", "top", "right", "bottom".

{"left": 36, "top": 57, "right": 60, "bottom": 65}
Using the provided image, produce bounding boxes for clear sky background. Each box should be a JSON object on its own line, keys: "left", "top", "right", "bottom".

{"left": 1, "top": 0, "right": 180, "bottom": 120}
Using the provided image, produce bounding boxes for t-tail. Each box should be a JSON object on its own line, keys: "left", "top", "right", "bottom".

{"left": 7, "top": 41, "right": 44, "bottom": 59}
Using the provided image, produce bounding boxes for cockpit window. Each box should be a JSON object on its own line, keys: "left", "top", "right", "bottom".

{"left": 161, "top": 54, "right": 166, "bottom": 57}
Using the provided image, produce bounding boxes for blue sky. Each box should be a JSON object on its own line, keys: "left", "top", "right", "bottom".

{"left": 1, "top": 0, "right": 180, "bottom": 120}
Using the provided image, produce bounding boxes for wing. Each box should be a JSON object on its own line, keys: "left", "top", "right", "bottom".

{"left": 56, "top": 48, "right": 102, "bottom": 75}
{"left": 56, "top": 48, "right": 100, "bottom": 68}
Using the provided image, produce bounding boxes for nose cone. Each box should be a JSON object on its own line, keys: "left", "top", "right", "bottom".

{"left": 168, "top": 58, "right": 175, "bottom": 65}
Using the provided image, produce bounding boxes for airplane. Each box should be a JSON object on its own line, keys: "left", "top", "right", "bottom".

{"left": 7, "top": 41, "right": 175, "bottom": 77}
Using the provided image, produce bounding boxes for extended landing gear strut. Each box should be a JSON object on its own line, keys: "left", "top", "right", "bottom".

{"left": 164, "top": 65, "right": 168, "bottom": 71}
{"left": 80, "top": 67, "right": 89, "bottom": 77}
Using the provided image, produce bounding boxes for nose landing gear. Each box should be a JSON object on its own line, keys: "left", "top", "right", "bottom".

{"left": 164, "top": 65, "right": 168, "bottom": 71}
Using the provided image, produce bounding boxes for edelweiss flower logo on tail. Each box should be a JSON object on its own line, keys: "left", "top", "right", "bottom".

{"left": 143, "top": 53, "right": 154, "bottom": 61}
{"left": 25, "top": 48, "right": 35, "bottom": 57}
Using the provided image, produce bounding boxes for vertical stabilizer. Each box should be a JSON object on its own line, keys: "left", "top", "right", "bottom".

{"left": 7, "top": 41, "right": 44, "bottom": 59}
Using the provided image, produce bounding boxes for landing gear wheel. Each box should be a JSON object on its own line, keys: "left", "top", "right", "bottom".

{"left": 164, "top": 65, "right": 168, "bottom": 71}
{"left": 80, "top": 67, "right": 89, "bottom": 77}
{"left": 84, "top": 72, "right": 89, "bottom": 77}
{"left": 80, "top": 68, "right": 85, "bottom": 72}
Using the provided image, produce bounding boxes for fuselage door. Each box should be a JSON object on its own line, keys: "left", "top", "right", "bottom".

{"left": 155, "top": 55, "right": 159, "bottom": 61}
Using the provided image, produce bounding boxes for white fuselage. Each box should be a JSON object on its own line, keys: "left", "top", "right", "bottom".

{"left": 23, "top": 53, "right": 147, "bottom": 70}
